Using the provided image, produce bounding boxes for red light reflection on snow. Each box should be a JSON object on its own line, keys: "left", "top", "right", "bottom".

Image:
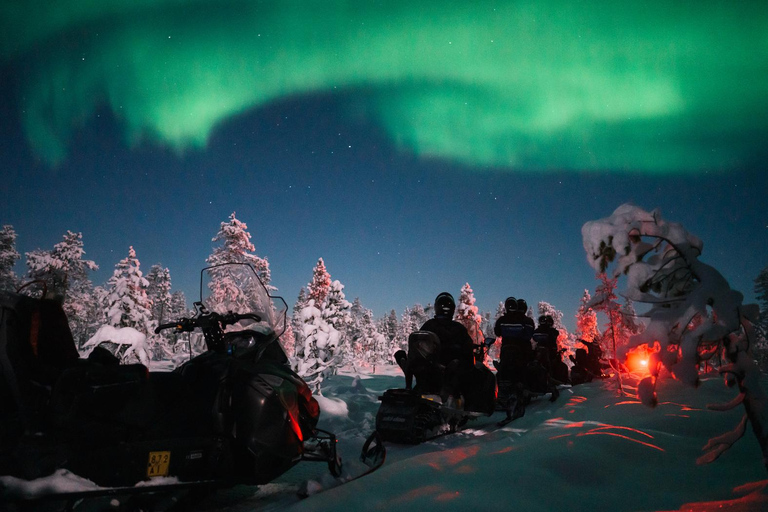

{"left": 658, "top": 401, "right": 700, "bottom": 412}
{"left": 424, "top": 445, "right": 480, "bottom": 472}
{"left": 567, "top": 396, "right": 588, "bottom": 407}
{"left": 579, "top": 430, "right": 664, "bottom": 452}
{"left": 389, "top": 485, "right": 464, "bottom": 505}
{"left": 544, "top": 419, "right": 664, "bottom": 452}
{"left": 435, "top": 491, "right": 461, "bottom": 502}
{"left": 390, "top": 485, "right": 443, "bottom": 505}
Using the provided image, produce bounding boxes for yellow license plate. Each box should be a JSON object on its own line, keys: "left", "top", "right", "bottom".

{"left": 147, "top": 451, "right": 171, "bottom": 478}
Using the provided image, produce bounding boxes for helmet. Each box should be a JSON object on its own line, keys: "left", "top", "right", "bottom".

{"left": 434, "top": 292, "right": 456, "bottom": 319}
{"left": 538, "top": 315, "right": 547, "bottom": 326}
{"left": 542, "top": 315, "right": 554, "bottom": 328}
{"left": 504, "top": 297, "right": 518, "bottom": 314}
{"left": 517, "top": 298, "right": 528, "bottom": 313}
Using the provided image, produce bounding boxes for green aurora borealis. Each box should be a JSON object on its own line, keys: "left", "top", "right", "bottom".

{"left": 3, "top": 0, "right": 767, "bottom": 171}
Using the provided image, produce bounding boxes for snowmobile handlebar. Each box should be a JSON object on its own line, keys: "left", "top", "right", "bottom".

{"left": 154, "top": 311, "right": 263, "bottom": 334}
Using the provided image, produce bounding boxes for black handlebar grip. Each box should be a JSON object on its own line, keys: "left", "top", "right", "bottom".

{"left": 155, "top": 322, "right": 179, "bottom": 334}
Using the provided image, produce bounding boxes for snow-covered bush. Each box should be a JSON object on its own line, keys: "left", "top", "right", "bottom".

{"left": 83, "top": 325, "right": 150, "bottom": 367}
{"left": 294, "top": 300, "right": 341, "bottom": 393}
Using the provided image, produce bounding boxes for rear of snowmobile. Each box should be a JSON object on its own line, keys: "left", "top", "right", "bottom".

{"left": 376, "top": 331, "right": 497, "bottom": 444}
{"left": 0, "top": 263, "right": 355, "bottom": 506}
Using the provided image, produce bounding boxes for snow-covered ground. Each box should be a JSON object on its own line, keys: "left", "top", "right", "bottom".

{"left": 192, "top": 365, "right": 768, "bottom": 512}
{"left": 3, "top": 366, "right": 767, "bottom": 511}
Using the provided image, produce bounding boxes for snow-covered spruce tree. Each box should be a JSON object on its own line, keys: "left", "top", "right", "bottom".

{"left": 293, "top": 260, "right": 340, "bottom": 391}
{"left": 25, "top": 231, "right": 98, "bottom": 300}
{"left": 105, "top": 247, "right": 152, "bottom": 333}
{"left": 589, "top": 273, "right": 641, "bottom": 360}
{"left": 146, "top": 265, "right": 172, "bottom": 323}
{"left": 65, "top": 276, "right": 100, "bottom": 349}
{"left": 206, "top": 212, "right": 274, "bottom": 292}
{"left": 280, "top": 322, "right": 297, "bottom": 359}
{"left": 205, "top": 213, "right": 277, "bottom": 315}
{"left": 293, "top": 299, "right": 340, "bottom": 393}
{"left": 170, "top": 290, "right": 189, "bottom": 319}
{"left": 537, "top": 301, "right": 575, "bottom": 356}
{"left": 324, "top": 279, "right": 352, "bottom": 346}
{"left": 0, "top": 225, "right": 20, "bottom": 291}
{"left": 360, "top": 308, "right": 388, "bottom": 370}
{"left": 378, "top": 310, "right": 399, "bottom": 348}
{"left": 168, "top": 290, "right": 191, "bottom": 355}
{"left": 24, "top": 231, "right": 99, "bottom": 345}
{"left": 291, "top": 288, "right": 309, "bottom": 355}
{"left": 398, "top": 304, "right": 428, "bottom": 347}
{"left": 456, "top": 282, "right": 484, "bottom": 345}
{"left": 582, "top": 203, "right": 766, "bottom": 470}
{"left": 343, "top": 298, "right": 366, "bottom": 365}
{"left": 479, "top": 311, "right": 493, "bottom": 339}
{"left": 102, "top": 246, "right": 152, "bottom": 364}
{"left": 145, "top": 264, "right": 174, "bottom": 360}
{"left": 575, "top": 289, "right": 601, "bottom": 343}
{"left": 307, "top": 258, "right": 331, "bottom": 306}
{"left": 81, "top": 286, "right": 108, "bottom": 347}
{"left": 397, "top": 306, "right": 415, "bottom": 350}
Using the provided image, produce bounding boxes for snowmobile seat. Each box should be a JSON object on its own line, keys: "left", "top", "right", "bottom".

{"left": 406, "top": 331, "right": 442, "bottom": 394}
{"left": 0, "top": 292, "right": 80, "bottom": 422}
{"left": 48, "top": 361, "right": 150, "bottom": 437}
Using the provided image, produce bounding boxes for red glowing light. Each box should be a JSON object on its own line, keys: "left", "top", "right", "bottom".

{"left": 625, "top": 344, "right": 657, "bottom": 375}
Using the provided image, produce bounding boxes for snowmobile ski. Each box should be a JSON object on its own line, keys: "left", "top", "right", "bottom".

{"left": 298, "top": 430, "right": 386, "bottom": 499}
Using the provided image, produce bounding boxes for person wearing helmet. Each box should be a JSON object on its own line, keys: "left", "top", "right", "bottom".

{"left": 533, "top": 315, "right": 568, "bottom": 383}
{"left": 533, "top": 315, "right": 559, "bottom": 364}
{"left": 493, "top": 296, "right": 535, "bottom": 380}
{"left": 516, "top": 298, "right": 529, "bottom": 317}
{"left": 419, "top": 292, "right": 475, "bottom": 404}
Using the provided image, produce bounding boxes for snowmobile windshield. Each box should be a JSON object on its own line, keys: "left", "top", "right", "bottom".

{"left": 200, "top": 263, "right": 288, "bottom": 339}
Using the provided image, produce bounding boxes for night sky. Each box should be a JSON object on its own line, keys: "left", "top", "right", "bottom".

{"left": 2, "top": 1, "right": 767, "bottom": 329}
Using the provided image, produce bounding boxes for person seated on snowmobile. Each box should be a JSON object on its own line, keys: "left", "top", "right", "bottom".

{"left": 533, "top": 315, "right": 559, "bottom": 366}
{"left": 533, "top": 314, "right": 570, "bottom": 385}
{"left": 493, "top": 297, "right": 535, "bottom": 383}
{"left": 569, "top": 339, "right": 607, "bottom": 384}
{"left": 569, "top": 345, "right": 592, "bottom": 385}
{"left": 419, "top": 292, "right": 475, "bottom": 405}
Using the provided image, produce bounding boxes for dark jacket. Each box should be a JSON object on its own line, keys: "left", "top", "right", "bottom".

{"left": 494, "top": 311, "right": 535, "bottom": 369}
{"left": 420, "top": 317, "right": 475, "bottom": 369}
{"left": 533, "top": 326, "right": 560, "bottom": 359}
{"left": 494, "top": 311, "right": 535, "bottom": 338}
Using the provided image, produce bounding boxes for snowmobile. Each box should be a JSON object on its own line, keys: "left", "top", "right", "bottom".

{"left": 493, "top": 324, "right": 561, "bottom": 424}
{"left": 532, "top": 332, "right": 570, "bottom": 385}
{"left": 569, "top": 339, "right": 611, "bottom": 385}
{"left": 0, "top": 263, "right": 383, "bottom": 507}
{"left": 376, "top": 331, "right": 497, "bottom": 444}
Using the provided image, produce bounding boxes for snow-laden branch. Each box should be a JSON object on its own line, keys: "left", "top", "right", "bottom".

{"left": 582, "top": 203, "right": 767, "bottom": 472}
{"left": 697, "top": 414, "right": 748, "bottom": 465}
